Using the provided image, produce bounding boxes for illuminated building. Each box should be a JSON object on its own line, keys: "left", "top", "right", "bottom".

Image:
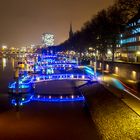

{"left": 42, "top": 33, "right": 55, "bottom": 47}
{"left": 120, "top": 10, "right": 140, "bottom": 62}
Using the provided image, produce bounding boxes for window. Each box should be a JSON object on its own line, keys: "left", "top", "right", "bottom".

{"left": 132, "top": 28, "right": 140, "bottom": 34}
{"left": 120, "top": 37, "right": 137, "bottom": 44}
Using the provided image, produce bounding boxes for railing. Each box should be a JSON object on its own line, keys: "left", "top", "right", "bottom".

{"left": 9, "top": 73, "right": 97, "bottom": 89}
{"left": 33, "top": 74, "right": 95, "bottom": 82}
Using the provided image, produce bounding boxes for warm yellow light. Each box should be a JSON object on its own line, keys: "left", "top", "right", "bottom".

{"left": 2, "top": 45, "right": 7, "bottom": 50}
{"left": 106, "top": 64, "right": 109, "bottom": 71}
{"left": 2, "top": 58, "right": 6, "bottom": 70}
{"left": 11, "top": 58, "right": 15, "bottom": 69}
{"left": 136, "top": 51, "right": 140, "bottom": 55}
{"left": 107, "top": 50, "right": 112, "bottom": 55}
{"left": 127, "top": 80, "right": 137, "bottom": 83}
{"left": 11, "top": 47, "right": 15, "bottom": 50}
{"left": 99, "top": 63, "right": 102, "bottom": 68}
{"left": 132, "top": 71, "right": 137, "bottom": 80}
{"left": 89, "top": 47, "right": 93, "bottom": 51}
{"left": 115, "top": 67, "right": 119, "bottom": 74}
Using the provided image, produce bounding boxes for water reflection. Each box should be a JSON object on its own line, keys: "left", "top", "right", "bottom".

{"left": 2, "top": 58, "right": 7, "bottom": 70}
{"left": 9, "top": 94, "right": 32, "bottom": 111}
{"left": 11, "top": 58, "right": 15, "bottom": 69}
{"left": 9, "top": 93, "right": 85, "bottom": 109}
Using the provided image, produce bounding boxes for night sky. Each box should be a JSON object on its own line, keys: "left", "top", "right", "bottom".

{"left": 0, "top": 0, "right": 114, "bottom": 47}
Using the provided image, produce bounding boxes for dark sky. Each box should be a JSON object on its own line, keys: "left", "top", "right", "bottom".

{"left": 0, "top": 0, "right": 114, "bottom": 47}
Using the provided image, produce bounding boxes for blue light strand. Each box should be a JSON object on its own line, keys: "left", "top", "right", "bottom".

{"left": 9, "top": 73, "right": 96, "bottom": 90}
{"left": 11, "top": 95, "right": 85, "bottom": 106}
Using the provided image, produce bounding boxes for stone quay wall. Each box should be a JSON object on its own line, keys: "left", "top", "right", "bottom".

{"left": 96, "top": 61, "right": 140, "bottom": 82}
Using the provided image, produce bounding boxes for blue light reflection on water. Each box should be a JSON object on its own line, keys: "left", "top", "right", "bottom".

{"left": 11, "top": 95, "right": 33, "bottom": 106}
{"left": 11, "top": 95, "right": 85, "bottom": 106}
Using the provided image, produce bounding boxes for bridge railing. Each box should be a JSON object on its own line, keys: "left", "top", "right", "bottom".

{"left": 9, "top": 73, "right": 97, "bottom": 90}
{"left": 32, "top": 74, "right": 96, "bottom": 82}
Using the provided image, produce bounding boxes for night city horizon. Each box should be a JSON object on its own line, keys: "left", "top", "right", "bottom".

{"left": 0, "top": 0, "right": 140, "bottom": 140}
{"left": 0, "top": 0, "right": 114, "bottom": 47}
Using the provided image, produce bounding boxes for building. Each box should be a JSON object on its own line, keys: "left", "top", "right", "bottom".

{"left": 42, "top": 33, "right": 55, "bottom": 47}
{"left": 69, "top": 23, "right": 73, "bottom": 39}
{"left": 120, "top": 10, "right": 140, "bottom": 62}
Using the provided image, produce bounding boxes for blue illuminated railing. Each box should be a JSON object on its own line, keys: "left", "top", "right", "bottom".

{"left": 9, "top": 73, "right": 97, "bottom": 93}
{"left": 9, "top": 63, "right": 97, "bottom": 94}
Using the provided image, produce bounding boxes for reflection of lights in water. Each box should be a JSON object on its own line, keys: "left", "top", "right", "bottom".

{"left": 11, "top": 58, "right": 15, "bottom": 69}
{"left": 2, "top": 58, "right": 7, "bottom": 70}
{"left": 11, "top": 95, "right": 85, "bottom": 106}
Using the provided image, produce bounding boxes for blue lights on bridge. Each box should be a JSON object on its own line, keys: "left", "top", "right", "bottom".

{"left": 9, "top": 72, "right": 97, "bottom": 93}
{"left": 9, "top": 54, "right": 97, "bottom": 106}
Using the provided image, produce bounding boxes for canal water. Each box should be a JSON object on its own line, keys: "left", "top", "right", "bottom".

{"left": 0, "top": 57, "right": 100, "bottom": 140}
{"left": 0, "top": 58, "right": 15, "bottom": 93}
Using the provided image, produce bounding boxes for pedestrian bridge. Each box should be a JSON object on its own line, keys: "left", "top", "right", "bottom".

{"left": 33, "top": 74, "right": 96, "bottom": 83}
{"left": 9, "top": 73, "right": 97, "bottom": 93}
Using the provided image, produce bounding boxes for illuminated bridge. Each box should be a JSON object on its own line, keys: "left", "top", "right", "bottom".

{"left": 9, "top": 73, "right": 97, "bottom": 92}
{"left": 9, "top": 65, "right": 97, "bottom": 105}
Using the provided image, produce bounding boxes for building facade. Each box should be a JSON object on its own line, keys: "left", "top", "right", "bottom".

{"left": 120, "top": 11, "right": 140, "bottom": 62}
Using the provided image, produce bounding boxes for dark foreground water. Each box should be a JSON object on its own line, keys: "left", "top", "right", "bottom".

{"left": 0, "top": 58, "right": 15, "bottom": 93}
{"left": 0, "top": 58, "right": 99, "bottom": 140}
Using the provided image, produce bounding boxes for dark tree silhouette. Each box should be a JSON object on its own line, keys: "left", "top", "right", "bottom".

{"left": 56, "top": 0, "right": 140, "bottom": 63}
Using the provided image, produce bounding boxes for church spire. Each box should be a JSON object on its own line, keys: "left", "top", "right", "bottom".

{"left": 69, "top": 23, "right": 73, "bottom": 39}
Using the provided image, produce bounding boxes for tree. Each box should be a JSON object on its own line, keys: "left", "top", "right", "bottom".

{"left": 107, "top": 5, "right": 125, "bottom": 61}
{"left": 115, "top": 0, "right": 140, "bottom": 22}
{"left": 58, "top": 0, "right": 140, "bottom": 63}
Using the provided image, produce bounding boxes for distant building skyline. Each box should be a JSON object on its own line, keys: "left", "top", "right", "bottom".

{"left": 0, "top": 0, "right": 114, "bottom": 47}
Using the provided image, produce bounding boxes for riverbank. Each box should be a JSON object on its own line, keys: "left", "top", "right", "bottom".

{"left": 83, "top": 83, "right": 140, "bottom": 140}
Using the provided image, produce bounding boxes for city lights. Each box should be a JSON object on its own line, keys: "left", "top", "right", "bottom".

{"left": 0, "top": 0, "right": 140, "bottom": 139}
{"left": 2, "top": 45, "right": 7, "bottom": 50}
{"left": 42, "top": 33, "right": 55, "bottom": 46}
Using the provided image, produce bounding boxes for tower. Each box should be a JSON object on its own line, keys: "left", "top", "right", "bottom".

{"left": 69, "top": 23, "right": 73, "bottom": 39}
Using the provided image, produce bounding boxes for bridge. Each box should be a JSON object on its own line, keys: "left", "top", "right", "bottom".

{"left": 9, "top": 65, "right": 97, "bottom": 106}
{"left": 9, "top": 73, "right": 97, "bottom": 91}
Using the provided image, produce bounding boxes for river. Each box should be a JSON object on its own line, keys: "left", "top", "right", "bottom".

{"left": 0, "top": 57, "right": 99, "bottom": 140}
